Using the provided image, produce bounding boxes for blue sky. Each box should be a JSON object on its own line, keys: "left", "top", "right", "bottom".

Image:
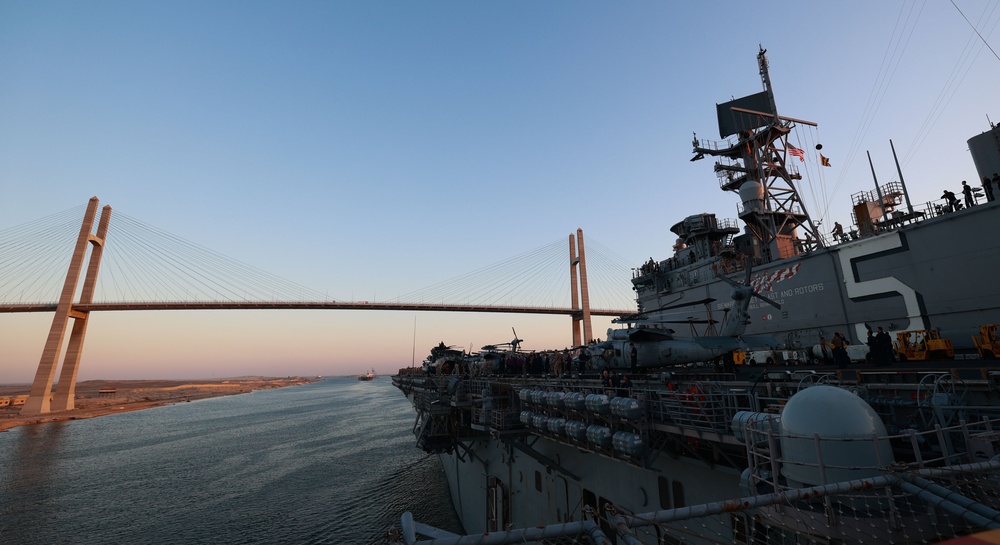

{"left": 2, "top": 1, "right": 999, "bottom": 381}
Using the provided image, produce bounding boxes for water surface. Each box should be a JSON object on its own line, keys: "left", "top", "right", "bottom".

{"left": 0, "top": 377, "right": 462, "bottom": 544}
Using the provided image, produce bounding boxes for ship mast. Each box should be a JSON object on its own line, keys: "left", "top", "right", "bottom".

{"left": 692, "top": 47, "right": 823, "bottom": 265}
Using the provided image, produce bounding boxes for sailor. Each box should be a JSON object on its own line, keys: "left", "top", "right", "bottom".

{"left": 993, "top": 173, "right": 1000, "bottom": 201}
{"left": 552, "top": 350, "right": 564, "bottom": 377}
{"left": 982, "top": 176, "right": 994, "bottom": 202}
{"left": 629, "top": 342, "right": 638, "bottom": 372}
{"left": 618, "top": 375, "right": 633, "bottom": 397}
{"left": 832, "top": 221, "right": 845, "bottom": 242}
{"left": 578, "top": 347, "right": 591, "bottom": 374}
{"left": 942, "top": 189, "right": 960, "bottom": 212}
{"left": 819, "top": 336, "right": 831, "bottom": 365}
{"left": 962, "top": 181, "right": 976, "bottom": 207}
{"left": 875, "top": 327, "right": 894, "bottom": 366}
{"left": 831, "top": 332, "right": 849, "bottom": 369}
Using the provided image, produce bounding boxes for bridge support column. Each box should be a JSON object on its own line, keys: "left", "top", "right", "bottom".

{"left": 569, "top": 234, "right": 581, "bottom": 346}
{"left": 51, "top": 204, "right": 111, "bottom": 411}
{"left": 21, "top": 197, "right": 111, "bottom": 416}
{"left": 569, "top": 228, "right": 593, "bottom": 346}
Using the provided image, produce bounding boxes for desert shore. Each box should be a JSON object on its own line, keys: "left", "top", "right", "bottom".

{"left": 0, "top": 376, "right": 319, "bottom": 432}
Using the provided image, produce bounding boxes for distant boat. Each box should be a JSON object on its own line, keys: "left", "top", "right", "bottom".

{"left": 357, "top": 369, "right": 376, "bottom": 381}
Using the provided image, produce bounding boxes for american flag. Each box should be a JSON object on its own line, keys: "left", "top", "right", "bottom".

{"left": 751, "top": 263, "right": 803, "bottom": 292}
{"left": 787, "top": 143, "right": 805, "bottom": 162}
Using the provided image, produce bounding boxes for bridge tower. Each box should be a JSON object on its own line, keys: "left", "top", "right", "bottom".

{"left": 569, "top": 228, "right": 593, "bottom": 346}
{"left": 21, "top": 197, "right": 111, "bottom": 415}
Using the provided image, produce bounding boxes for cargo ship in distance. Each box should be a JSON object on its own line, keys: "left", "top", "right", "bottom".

{"left": 389, "top": 48, "right": 1000, "bottom": 545}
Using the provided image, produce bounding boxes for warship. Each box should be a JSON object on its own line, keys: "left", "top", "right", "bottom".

{"left": 389, "top": 49, "right": 1000, "bottom": 545}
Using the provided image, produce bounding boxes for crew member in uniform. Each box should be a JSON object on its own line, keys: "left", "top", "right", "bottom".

{"left": 962, "top": 180, "right": 976, "bottom": 207}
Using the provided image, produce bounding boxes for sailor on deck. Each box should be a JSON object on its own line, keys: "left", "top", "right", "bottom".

{"left": 942, "top": 189, "right": 960, "bottom": 212}
{"left": 962, "top": 181, "right": 976, "bottom": 207}
{"left": 832, "top": 222, "right": 845, "bottom": 243}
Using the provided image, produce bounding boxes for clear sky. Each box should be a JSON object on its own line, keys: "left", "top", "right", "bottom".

{"left": 2, "top": 1, "right": 999, "bottom": 382}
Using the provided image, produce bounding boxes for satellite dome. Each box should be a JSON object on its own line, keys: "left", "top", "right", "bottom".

{"left": 738, "top": 181, "right": 764, "bottom": 204}
{"left": 779, "top": 385, "right": 893, "bottom": 486}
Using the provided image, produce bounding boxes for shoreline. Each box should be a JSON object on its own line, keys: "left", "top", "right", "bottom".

{"left": 0, "top": 377, "right": 320, "bottom": 432}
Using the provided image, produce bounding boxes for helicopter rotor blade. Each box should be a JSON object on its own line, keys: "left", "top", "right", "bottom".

{"left": 717, "top": 274, "right": 741, "bottom": 289}
{"left": 657, "top": 297, "right": 717, "bottom": 312}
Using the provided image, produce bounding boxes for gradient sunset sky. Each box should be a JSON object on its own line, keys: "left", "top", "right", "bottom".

{"left": 2, "top": 1, "right": 999, "bottom": 382}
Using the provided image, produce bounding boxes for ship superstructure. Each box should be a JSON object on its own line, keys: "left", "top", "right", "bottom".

{"left": 389, "top": 48, "right": 1000, "bottom": 545}
{"left": 391, "top": 367, "right": 1000, "bottom": 544}
{"left": 631, "top": 48, "right": 999, "bottom": 352}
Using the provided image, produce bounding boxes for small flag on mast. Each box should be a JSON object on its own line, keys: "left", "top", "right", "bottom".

{"left": 820, "top": 154, "right": 831, "bottom": 167}
{"left": 787, "top": 143, "right": 805, "bottom": 162}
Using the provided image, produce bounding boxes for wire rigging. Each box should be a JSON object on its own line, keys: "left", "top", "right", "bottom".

{"left": 951, "top": 0, "right": 1000, "bottom": 64}
{"left": 1, "top": 208, "right": 637, "bottom": 313}
{"left": 822, "top": 0, "right": 924, "bottom": 222}
{"left": 903, "top": 2, "right": 1000, "bottom": 169}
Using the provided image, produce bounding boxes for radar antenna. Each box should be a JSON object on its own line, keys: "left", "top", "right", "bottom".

{"left": 692, "top": 47, "right": 824, "bottom": 263}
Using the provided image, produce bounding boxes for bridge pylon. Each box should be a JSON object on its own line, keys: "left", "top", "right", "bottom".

{"left": 21, "top": 197, "right": 111, "bottom": 416}
{"left": 569, "top": 228, "right": 593, "bottom": 346}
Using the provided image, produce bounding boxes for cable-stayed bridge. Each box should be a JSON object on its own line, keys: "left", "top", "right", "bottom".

{"left": 1, "top": 198, "right": 636, "bottom": 415}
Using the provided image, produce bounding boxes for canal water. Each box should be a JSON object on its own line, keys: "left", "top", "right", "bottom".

{"left": 0, "top": 377, "right": 463, "bottom": 544}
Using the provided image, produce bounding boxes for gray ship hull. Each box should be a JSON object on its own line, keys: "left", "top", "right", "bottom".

{"left": 436, "top": 433, "right": 742, "bottom": 536}
{"left": 394, "top": 369, "right": 1000, "bottom": 544}
{"left": 393, "top": 49, "right": 1000, "bottom": 545}
{"left": 636, "top": 201, "right": 1000, "bottom": 351}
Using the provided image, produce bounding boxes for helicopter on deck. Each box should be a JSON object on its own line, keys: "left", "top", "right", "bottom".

{"left": 591, "top": 263, "right": 782, "bottom": 370}
{"left": 421, "top": 342, "right": 468, "bottom": 374}
{"left": 480, "top": 328, "right": 525, "bottom": 353}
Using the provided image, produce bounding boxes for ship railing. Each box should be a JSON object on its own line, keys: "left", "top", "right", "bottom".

{"left": 851, "top": 181, "right": 906, "bottom": 208}
{"left": 490, "top": 408, "right": 522, "bottom": 430}
{"left": 715, "top": 164, "right": 745, "bottom": 188}
{"left": 715, "top": 217, "right": 740, "bottom": 231}
{"left": 412, "top": 391, "right": 452, "bottom": 415}
{"left": 736, "top": 198, "right": 806, "bottom": 216}
{"left": 645, "top": 386, "right": 757, "bottom": 434}
{"left": 694, "top": 136, "right": 737, "bottom": 152}
{"left": 921, "top": 197, "right": 972, "bottom": 219}
{"left": 742, "top": 414, "right": 1000, "bottom": 498}
{"left": 611, "top": 460, "right": 1000, "bottom": 545}
{"left": 397, "top": 456, "right": 1000, "bottom": 545}
{"left": 395, "top": 374, "right": 484, "bottom": 409}
{"left": 469, "top": 406, "right": 522, "bottom": 432}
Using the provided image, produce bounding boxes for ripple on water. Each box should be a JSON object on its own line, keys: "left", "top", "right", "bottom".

{"left": 0, "top": 377, "right": 463, "bottom": 545}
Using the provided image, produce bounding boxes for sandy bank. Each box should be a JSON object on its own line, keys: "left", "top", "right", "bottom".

{"left": 0, "top": 377, "right": 319, "bottom": 432}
